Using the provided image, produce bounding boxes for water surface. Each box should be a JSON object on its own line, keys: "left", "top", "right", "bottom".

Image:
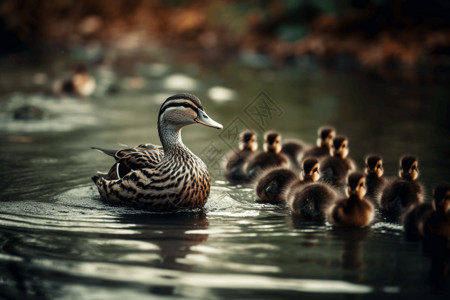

{"left": 0, "top": 54, "right": 449, "bottom": 299}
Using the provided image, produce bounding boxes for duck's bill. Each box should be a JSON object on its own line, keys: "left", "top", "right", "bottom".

{"left": 195, "top": 110, "right": 223, "bottom": 129}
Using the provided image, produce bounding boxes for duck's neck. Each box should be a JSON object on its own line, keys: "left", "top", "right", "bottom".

{"left": 348, "top": 194, "right": 362, "bottom": 202}
{"left": 302, "top": 176, "right": 314, "bottom": 184}
{"left": 158, "top": 122, "right": 189, "bottom": 156}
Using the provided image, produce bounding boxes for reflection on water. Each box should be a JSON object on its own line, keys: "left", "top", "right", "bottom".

{"left": 117, "top": 212, "right": 210, "bottom": 272}
{"left": 0, "top": 56, "right": 449, "bottom": 299}
{"left": 329, "top": 227, "right": 372, "bottom": 283}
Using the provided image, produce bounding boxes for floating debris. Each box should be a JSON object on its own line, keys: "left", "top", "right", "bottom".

{"left": 8, "top": 136, "right": 33, "bottom": 143}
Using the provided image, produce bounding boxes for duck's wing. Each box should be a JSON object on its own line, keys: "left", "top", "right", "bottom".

{"left": 118, "top": 146, "right": 164, "bottom": 171}
{"left": 93, "top": 144, "right": 164, "bottom": 180}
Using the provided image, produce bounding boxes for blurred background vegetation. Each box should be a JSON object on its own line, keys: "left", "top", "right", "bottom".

{"left": 1, "top": 0, "right": 450, "bottom": 81}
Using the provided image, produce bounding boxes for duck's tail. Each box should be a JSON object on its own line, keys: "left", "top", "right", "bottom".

{"left": 91, "top": 147, "right": 117, "bottom": 157}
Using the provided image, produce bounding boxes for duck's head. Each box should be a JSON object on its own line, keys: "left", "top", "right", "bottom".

{"left": 433, "top": 184, "right": 450, "bottom": 213}
{"left": 239, "top": 130, "right": 257, "bottom": 151}
{"left": 264, "top": 131, "right": 282, "bottom": 153}
{"left": 365, "top": 154, "right": 384, "bottom": 177}
{"left": 158, "top": 93, "right": 223, "bottom": 132}
{"left": 302, "top": 157, "right": 320, "bottom": 182}
{"left": 399, "top": 155, "right": 419, "bottom": 180}
{"left": 346, "top": 172, "right": 366, "bottom": 199}
{"left": 332, "top": 136, "right": 349, "bottom": 158}
{"left": 317, "top": 126, "right": 335, "bottom": 149}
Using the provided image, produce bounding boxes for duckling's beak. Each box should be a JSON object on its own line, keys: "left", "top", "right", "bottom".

{"left": 195, "top": 109, "right": 223, "bottom": 130}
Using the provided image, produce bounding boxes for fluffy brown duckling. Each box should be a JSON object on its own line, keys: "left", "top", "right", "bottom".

{"left": 402, "top": 201, "right": 433, "bottom": 241}
{"left": 364, "top": 154, "right": 387, "bottom": 206}
{"left": 53, "top": 65, "right": 96, "bottom": 97}
{"left": 328, "top": 172, "right": 375, "bottom": 227}
{"left": 245, "top": 131, "right": 289, "bottom": 181}
{"left": 225, "top": 130, "right": 258, "bottom": 184}
{"left": 281, "top": 138, "right": 307, "bottom": 173}
{"left": 421, "top": 184, "right": 450, "bottom": 240}
{"left": 319, "top": 135, "right": 356, "bottom": 188}
{"left": 285, "top": 157, "right": 321, "bottom": 192}
{"left": 255, "top": 167, "right": 299, "bottom": 204}
{"left": 380, "top": 155, "right": 423, "bottom": 221}
{"left": 287, "top": 158, "right": 338, "bottom": 220}
{"left": 303, "top": 126, "right": 335, "bottom": 159}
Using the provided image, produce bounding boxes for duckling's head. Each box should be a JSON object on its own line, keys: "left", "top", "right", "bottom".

{"left": 158, "top": 93, "right": 223, "bottom": 132}
{"left": 433, "top": 184, "right": 450, "bottom": 213}
{"left": 399, "top": 155, "right": 419, "bottom": 180}
{"left": 332, "top": 136, "right": 349, "bottom": 158}
{"left": 365, "top": 154, "right": 384, "bottom": 177}
{"left": 240, "top": 130, "right": 257, "bottom": 151}
{"left": 264, "top": 131, "right": 282, "bottom": 154}
{"left": 317, "top": 126, "right": 335, "bottom": 148}
{"left": 301, "top": 157, "right": 320, "bottom": 182}
{"left": 346, "top": 172, "right": 366, "bottom": 199}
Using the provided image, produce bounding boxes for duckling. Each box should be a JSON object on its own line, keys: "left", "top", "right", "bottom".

{"left": 319, "top": 135, "right": 356, "bottom": 188}
{"left": 286, "top": 157, "right": 321, "bottom": 191}
{"left": 364, "top": 154, "right": 387, "bottom": 206}
{"left": 255, "top": 167, "right": 299, "bottom": 204}
{"left": 421, "top": 184, "right": 450, "bottom": 239}
{"left": 244, "top": 131, "right": 289, "bottom": 181}
{"left": 256, "top": 157, "right": 320, "bottom": 205}
{"left": 92, "top": 93, "right": 223, "bottom": 211}
{"left": 53, "top": 65, "right": 96, "bottom": 97}
{"left": 403, "top": 202, "right": 433, "bottom": 241}
{"left": 280, "top": 138, "right": 307, "bottom": 173}
{"left": 287, "top": 158, "right": 338, "bottom": 219}
{"left": 380, "top": 155, "right": 423, "bottom": 221}
{"left": 328, "top": 172, "right": 375, "bottom": 227}
{"left": 224, "top": 130, "right": 258, "bottom": 184}
{"left": 303, "top": 126, "right": 335, "bottom": 159}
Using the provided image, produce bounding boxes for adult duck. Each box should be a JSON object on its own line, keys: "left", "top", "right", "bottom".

{"left": 92, "top": 93, "right": 223, "bottom": 211}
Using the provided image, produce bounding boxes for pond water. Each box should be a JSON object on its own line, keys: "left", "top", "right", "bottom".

{"left": 0, "top": 51, "right": 449, "bottom": 299}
